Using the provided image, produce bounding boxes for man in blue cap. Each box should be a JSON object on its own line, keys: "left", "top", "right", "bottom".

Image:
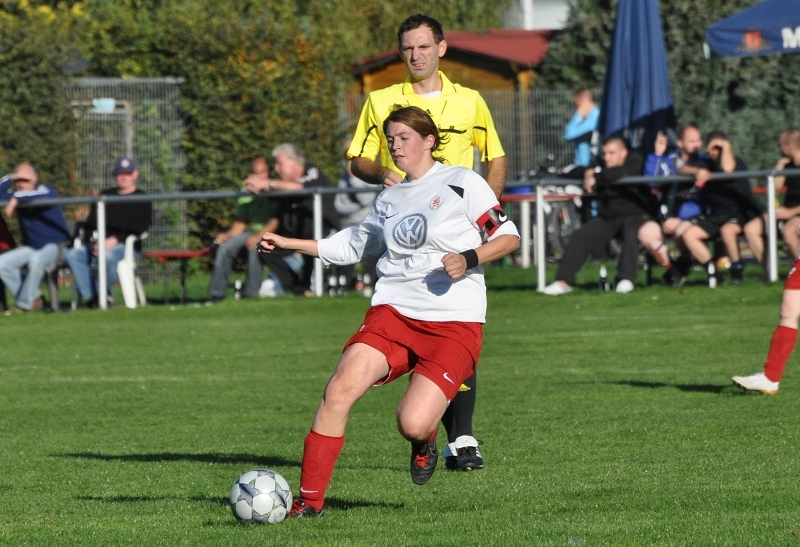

{"left": 64, "top": 157, "right": 152, "bottom": 306}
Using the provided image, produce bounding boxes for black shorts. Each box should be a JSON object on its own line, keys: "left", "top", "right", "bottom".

{"left": 690, "top": 214, "right": 747, "bottom": 239}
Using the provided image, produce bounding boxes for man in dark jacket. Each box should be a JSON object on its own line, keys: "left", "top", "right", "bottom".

{"left": 543, "top": 136, "right": 669, "bottom": 295}
{"left": 0, "top": 163, "right": 71, "bottom": 312}
{"left": 64, "top": 157, "right": 152, "bottom": 304}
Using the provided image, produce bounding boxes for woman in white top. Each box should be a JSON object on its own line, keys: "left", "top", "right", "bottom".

{"left": 258, "top": 105, "right": 519, "bottom": 518}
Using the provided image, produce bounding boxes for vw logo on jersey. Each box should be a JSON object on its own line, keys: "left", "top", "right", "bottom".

{"left": 392, "top": 213, "right": 427, "bottom": 250}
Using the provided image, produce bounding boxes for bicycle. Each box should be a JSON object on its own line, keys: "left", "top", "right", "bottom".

{"left": 514, "top": 154, "right": 583, "bottom": 261}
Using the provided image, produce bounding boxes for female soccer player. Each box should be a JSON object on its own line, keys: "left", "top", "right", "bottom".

{"left": 258, "top": 106, "right": 519, "bottom": 517}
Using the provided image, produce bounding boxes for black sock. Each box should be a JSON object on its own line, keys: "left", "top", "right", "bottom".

{"left": 442, "top": 372, "right": 477, "bottom": 443}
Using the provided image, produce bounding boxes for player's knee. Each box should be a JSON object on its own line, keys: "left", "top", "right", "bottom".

{"left": 395, "top": 412, "right": 435, "bottom": 443}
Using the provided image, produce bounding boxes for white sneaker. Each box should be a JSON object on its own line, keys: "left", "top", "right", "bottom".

{"left": 258, "top": 278, "right": 278, "bottom": 298}
{"left": 542, "top": 281, "right": 572, "bottom": 296}
{"left": 615, "top": 279, "right": 634, "bottom": 293}
{"left": 731, "top": 372, "right": 779, "bottom": 395}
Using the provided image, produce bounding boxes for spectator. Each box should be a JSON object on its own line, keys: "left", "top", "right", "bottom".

{"left": 257, "top": 143, "right": 339, "bottom": 296}
{"left": 732, "top": 222, "right": 800, "bottom": 395}
{"left": 564, "top": 88, "right": 600, "bottom": 220}
{"left": 0, "top": 163, "right": 70, "bottom": 313}
{"left": 64, "top": 158, "right": 152, "bottom": 306}
{"left": 679, "top": 131, "right": 764, "bottom": 285}
{"left": 644, "top": 128, "right": 701, "bottom": 286}
{"left": 208, "top": 157, "right": 279, "bottom": 301}
{"left": 543, "top": 136, "right": 669, "bottom": 295}
{"left": 564, "top": 87, "right": 600, "bottom": 174}
{"left": 773, "top": 128, "right": 800, "bottom": 257}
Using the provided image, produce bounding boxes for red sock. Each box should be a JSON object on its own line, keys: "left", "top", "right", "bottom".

{"left": 763, "top": 325, "right": 798, "bottom": 382}
{"left": 649, "top": 245, "right": 672, "bottom": 269}
{"left": 298, "top": 430, "right": 344, "bottom": 511}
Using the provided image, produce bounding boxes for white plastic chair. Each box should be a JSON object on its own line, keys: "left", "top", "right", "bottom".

{"left": 117, "top": 232, "right": 148, "bottom": 309}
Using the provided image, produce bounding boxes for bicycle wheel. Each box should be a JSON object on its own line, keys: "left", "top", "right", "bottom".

{"left": 546, "top": 201, "right": 581, "bottom": 259}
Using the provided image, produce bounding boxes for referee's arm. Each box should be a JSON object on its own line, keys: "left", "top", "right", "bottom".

{"left": 351, "top": 157, "right": 404, "bottom": 186}
{"left": 486, "top": 156, "right": 507, "bottom": 199}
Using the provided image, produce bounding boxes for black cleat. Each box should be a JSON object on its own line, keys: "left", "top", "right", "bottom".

{"left": 444, "top": 455, "right": 458, "bottom": 471}
{"left": 662, "top": 267, "right": 687, "bottom": 289}
{"left": 290, "top": 498, "right": 323, "bottom": 518}
{"left": 410, "top": 438, "right": 438, "bottom": 485}
{"left": 456, "top": 445, "right": 484, "bottom": 471}
{"left": 731, "top": 266, "right": 743, "bottom": 285}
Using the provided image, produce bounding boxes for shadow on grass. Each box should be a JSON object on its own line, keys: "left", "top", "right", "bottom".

{"left": 59, "top": 452, "right": 300, "bottom": 467}
{"left": 610, "top": 380, "right": 730, "bottom": 394}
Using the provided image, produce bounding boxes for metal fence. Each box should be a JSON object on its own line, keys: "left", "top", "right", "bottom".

{"left": 64, "top": 77, "right": 186, "bottom": 282}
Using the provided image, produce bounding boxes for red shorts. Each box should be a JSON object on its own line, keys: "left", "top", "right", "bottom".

{"left": 786, "top": 259, "right": 800, "bottom": 290}
{"left": 343, "top": 304, "right": 482, "bottom": 402}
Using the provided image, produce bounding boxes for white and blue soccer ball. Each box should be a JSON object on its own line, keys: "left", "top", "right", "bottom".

{"left": 230, "top": 468, "right": 292, "bottom": 524}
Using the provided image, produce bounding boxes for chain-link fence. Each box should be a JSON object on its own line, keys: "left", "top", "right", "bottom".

{"left": 64, "top": 77, "right": 186, "bottom": 282}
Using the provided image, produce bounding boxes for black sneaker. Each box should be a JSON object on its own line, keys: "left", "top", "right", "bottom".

{"left": 444, "top": 455, "right": 458, "bottom": 471}
{"left": 410, "top": 438, "right": 438, "bottom": 485}
{"left": 731, "top": 266, "right": 743, "bottom": 285}
{"left": 661, "top": 267, "right": 687, "bottom": 288}
{"left": 290, "top": 498, "right": 323, "bottom": 518}
{"left": 456, "top": 445, "right": 484, "bottom": 471}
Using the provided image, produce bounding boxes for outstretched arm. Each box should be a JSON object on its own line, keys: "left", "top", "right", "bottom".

{"left": 258, "top": 232, "right": 319, "bottom": 257}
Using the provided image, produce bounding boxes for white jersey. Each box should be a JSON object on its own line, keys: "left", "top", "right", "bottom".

{"left": 317, "top": 162, "right": 519, "bottom": 323}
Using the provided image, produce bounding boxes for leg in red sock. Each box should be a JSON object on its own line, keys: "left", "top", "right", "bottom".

{"left": 293, "top": 430, "right": 344, "bottom": 516}
{"left": 764, "top": 325, "right": 798, "bottom": 382}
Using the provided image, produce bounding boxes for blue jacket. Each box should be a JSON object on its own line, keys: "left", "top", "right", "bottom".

{"left": 0, "top": 175, "right": 70, "bottom": 249}
{"left": 564, "top": 106, "right": 599, "bottom": 167}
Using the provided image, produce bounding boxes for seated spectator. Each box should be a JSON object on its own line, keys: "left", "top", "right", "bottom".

{"left": 773, "top": 128, "right": 800, "bottom": 257}
{"left": 64, "top": 158, "right": 152, "bottom": 306}
{"left": 543, "top": 136, "right": 670, "bottom": 295}
{"left": 645, "top": 126, "right": 706, "bottom": 286}
{"left": 679, "top": 132, "right": 764, "bottom": 285}
{"left": 208, "top": 157, "right": 279, "bottom": 301}
{"left": 0, "top": 163, "right": 71, "bottom": 313}
{"left": 258, "top": 143, "right": 339, "bottom": 296}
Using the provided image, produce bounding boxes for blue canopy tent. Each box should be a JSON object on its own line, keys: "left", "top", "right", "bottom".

{"left": 597, "top": 0, "right": 675, "bottom": 155}
{"left": 705, "top": 0, "right": 800, "bottom": 58}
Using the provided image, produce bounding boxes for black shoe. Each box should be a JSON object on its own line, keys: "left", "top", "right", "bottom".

{"left": 730, "top": 266, "right": 743, "bottom": 285}
{"left": 410, "top": 438, "right": 438, "bottom": 485}
{"left": 456, "top": 445, "right": 484, "bottom": 471}
{"left": 661, "top": 267, "right": 686, "bottom": 288}
{"left": 444, "top": 456, "right": 458, "bottom": 471}
{"left": 290, "top": 498, "right": 323, "bottom": 518}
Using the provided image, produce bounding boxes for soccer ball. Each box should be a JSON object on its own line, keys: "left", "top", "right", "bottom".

{"left": 230, "top": 468, "right": 293, "bottom": 524}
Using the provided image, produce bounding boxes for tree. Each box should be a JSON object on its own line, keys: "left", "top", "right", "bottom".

{"left": 79, "top": 0, "right": 510, "bottom": 243}
{"left": 0, "top": 2, "right": 86, "bottom": 195}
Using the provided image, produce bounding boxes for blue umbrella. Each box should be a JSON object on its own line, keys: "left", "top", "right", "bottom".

{"left": 598, "top": 0, "right": 675, "bottom": 154}
{"left": 705, "top": 0, "right": 800, "bottom": 58}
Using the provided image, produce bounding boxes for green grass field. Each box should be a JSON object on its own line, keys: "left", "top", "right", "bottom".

{"left": 1, "top": 264, "right": 799, "bottom": 546}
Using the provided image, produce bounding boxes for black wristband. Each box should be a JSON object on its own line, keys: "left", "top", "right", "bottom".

{"left": 459, "top": 249, "right": 479, "bottom": 270}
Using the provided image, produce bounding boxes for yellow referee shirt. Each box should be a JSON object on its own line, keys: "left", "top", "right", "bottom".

{"left": 348, "top": 72, "right": 505, "bottom": 176}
